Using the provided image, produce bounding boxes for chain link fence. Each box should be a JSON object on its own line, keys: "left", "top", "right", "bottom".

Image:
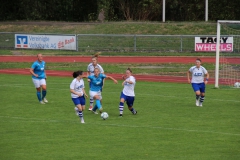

{"left": 0, "top": 32, "right": 239, "bottom": 53}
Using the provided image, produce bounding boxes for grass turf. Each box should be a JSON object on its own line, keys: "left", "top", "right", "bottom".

{"left": 0, "top": 62, "right": 218, "bottom": 77}
{"left": 0, "top": 74, "right": 239, "bottom": 160}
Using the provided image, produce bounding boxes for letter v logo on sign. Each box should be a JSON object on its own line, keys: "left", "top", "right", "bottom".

{"left": 16, "top": 35, "right": 28, "bottom": 48}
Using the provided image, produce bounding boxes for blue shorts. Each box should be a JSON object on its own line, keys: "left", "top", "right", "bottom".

{"left": 192, "top": 83, "right": 205, "bottom": 93}
{"left": 120, "top": 92, "right": 135, "bottom": 107}
{"left": 72, "top": 96, "right": 86, "bottom": 106}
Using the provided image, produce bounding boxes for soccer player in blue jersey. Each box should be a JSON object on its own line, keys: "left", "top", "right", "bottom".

{"left": 119, "top": 68, "right": 137, "bottom": 117}
{"left": 30, "top": 54, "right": 48, "bottom": 104}
{"left": 70, "top": 71, "right": 88, "bottom": 124}
{"left": 187, "top": 58, "right": 209, "bottom": 107}
{"left": 88, "top": 68, "right": 118, "bottom": 114}
{"left": 87, "top": 52, "right": 104, "bottom": 111}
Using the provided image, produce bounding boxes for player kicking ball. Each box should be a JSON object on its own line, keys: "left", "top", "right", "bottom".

{"left": 119, "top": 68, "right": 137, "bottom": 117}
{"left": 187, "top": 58, "right": 209, "bottom": 107}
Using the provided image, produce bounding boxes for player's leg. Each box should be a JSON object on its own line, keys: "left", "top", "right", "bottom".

{"left": 32, "top": 78, "right": 44, "bottom": 104}
{"left": 72, "top": 97, "right": 85, "bottom": 123}
{"left": 88, "top": 82, "right": 93, "bottom": 111}
{"left": 40, "top": 79, "right": 48, "bottom": 103}
{"left": 192, "top": 83, "right": 201, "bottom": 106}
{"left": 79, "top": 96, "right": 86, "bottom": 123}
{"left": 90, "top": 91, "right": 101, "bottom": 114}
{"left": 119, "top": 92, "right": 126, "bottom": 117}
{"left": 199, "top": 83, "right": 206, "bottom": 107}
{"left": 127, "top": 96, "right": 137, "bottom": 115}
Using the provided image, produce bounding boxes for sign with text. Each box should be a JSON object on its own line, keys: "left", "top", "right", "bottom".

{"left": 195, "top": 37, "right": 233, "bottom": 52}
{"left": 15, "top": 34, "right": 76, "bottom": 50}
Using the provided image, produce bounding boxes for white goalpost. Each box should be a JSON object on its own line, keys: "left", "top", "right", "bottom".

{"left": 215, "top": 20, "right": 240, "bottom": 88}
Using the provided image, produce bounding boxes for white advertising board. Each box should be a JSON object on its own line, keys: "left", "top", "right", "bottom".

{"left": 195, "top": 37, "right": 233, "bottom": 52}
{"left": 15, "top": 34, "right": 76, "bottom": 50}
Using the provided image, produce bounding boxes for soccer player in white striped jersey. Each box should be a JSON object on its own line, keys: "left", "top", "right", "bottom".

{"left": 87, "top": 52, "right": 104, "bottom": 111}
{"left": 187, "top": 58, "right": 209, "bottom": 107}
{"left": 70, "top": 71, "right": 88, "bottom": 123}
{"left": 119, "top": 68, "right": 137, "bottom": 117}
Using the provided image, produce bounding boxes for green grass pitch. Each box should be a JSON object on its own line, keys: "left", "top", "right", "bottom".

{"left": 0, "top": 74, "right": 239, "bottom": 160}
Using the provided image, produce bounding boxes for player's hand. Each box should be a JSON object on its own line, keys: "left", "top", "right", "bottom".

{"left": 84, "top": 94, "right": 88, "bottom": 98}
{"left": 77, "top": 93, "right": 83, "bottom": 97}
{"left": 204, "top": 81, "right": 208, "bottom": 85}
{"left": 188, "top": 79, "right": 191, "bottom": 84}
{"left": 87, "top": 79, "right": 91, "bottom": 82}
{"left": 35, "top": 74, "right": 39, "bottom": 77}
{"left": 114, "top": 80, "right": 118, "bottom": 84}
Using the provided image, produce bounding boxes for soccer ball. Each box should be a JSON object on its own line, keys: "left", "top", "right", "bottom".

{"left": 234, "top": 82, "right": 240, "bottom": 88}
{"left": 101, "top": 112, "right": 109, "bottom": 120}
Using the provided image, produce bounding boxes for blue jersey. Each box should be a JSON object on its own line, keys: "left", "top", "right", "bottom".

{"left": 88, "top": 74, "right": 106, "bottom": 91}
{"left": 31, "top": 61, "right": 46, "bottom": 79}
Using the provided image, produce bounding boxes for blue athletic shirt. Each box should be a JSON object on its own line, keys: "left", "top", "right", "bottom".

{"left": 31, "top": 61, "right": 46, "bottom": 79}
{"left": 88, "top": 74, "right": 106, "bottom": 91}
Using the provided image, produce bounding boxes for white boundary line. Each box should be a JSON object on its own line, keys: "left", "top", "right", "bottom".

{"left": 1, "top": 115, "right": 239, "bottom": 136}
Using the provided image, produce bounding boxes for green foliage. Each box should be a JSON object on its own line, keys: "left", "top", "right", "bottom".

{"left": 0, "top": 74, "right": 240, "bottom": 159}
{"left": 0, "top": 0, "right": 240, "bottom": 21}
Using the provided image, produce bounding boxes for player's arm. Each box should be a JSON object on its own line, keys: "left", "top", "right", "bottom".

{"left": 29, "top": 68, "right": 38, "bottom": 77}
{"left": 124, "top": 79, "right": 134, "bottom": 84}
{"left": 106, "top": 75, "right": 118, "bottom": 84}
{"left": 204, "top": 72, "right": 209, "bottom": 84}
{"left": 102, "top": 72, "right": 105, "bottom": 88}
{"left": 82, "top": 88, "right": 88, "bottom": 98}
{"left": 187, "top": 71, "right": 191, "bottom": 83}
{"left": 87, "top": 71, "right": 91, "bottom": 82}
{"left": 45, "top": 64, "right": 47, "bottom": 79}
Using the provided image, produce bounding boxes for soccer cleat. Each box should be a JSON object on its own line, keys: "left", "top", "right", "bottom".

{"left": 99, "top": 107, "right": 103, "bottom": 114}
{"left": 134, "top": 111, "right": 137, "bottom": 115}
{"left": 80, "top": 119, "right": 85, "bottom": 124}
{"left": 88, "top": 106, "right": 93, "bottom": 111}
{"left": 40, "top": 101, "right": 45, "bottom": 104}
{"left": 43, "top": 98, "right": 48, "bottom": 103}
{"left": 92, "top": 110, "right": 98, "bottom": 114}
{"left": 196, "top": 99, "right": 199, "bottom": 106}
{"left": 199, "top": 102, "right": 203, "bottom": 107}
{"left": 119, "top": 114, "right": 123, "bottom": 117}
{"left": 74, "top": 107, "right": 78, "bottom": 116}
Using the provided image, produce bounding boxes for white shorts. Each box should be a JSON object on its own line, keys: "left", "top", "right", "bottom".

{"left": 32, "top": 78, "right": 46, "bottom": 88}
{"left": 89, "top": 90, "right": 102, "bottom": 100}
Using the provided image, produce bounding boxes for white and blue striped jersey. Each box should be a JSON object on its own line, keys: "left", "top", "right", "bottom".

{"left": 189, "top": 66, "right": 208, "bottom": 83}
{"left": 87, "top": 63, "right": 104, "bottom": 76}
{"left": 123, "top": 76, "right": 136, "bottom": 96}
{"left": 70, "top": 78, "right": 85, "bottom": 98}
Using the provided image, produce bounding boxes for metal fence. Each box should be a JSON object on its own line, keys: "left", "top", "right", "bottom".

{"left": 1, "top": 32, "right": 240, "bottom": 53}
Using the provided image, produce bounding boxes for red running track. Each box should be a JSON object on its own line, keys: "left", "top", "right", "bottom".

{"left": 0, "top": 55, "right": 240, "bottom": 64}
{"left": 0, "top": 69, "right": 215, "bottom": 84}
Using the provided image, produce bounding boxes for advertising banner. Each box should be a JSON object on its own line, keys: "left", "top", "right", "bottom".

{"left": 15, "top": 34, "right": 76, "bottom": 50}
{"left": 195, "top": 37, "right": 233, "bottom": 52}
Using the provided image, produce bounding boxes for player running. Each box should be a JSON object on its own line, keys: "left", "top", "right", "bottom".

{"left": 29, "top": 53, "right": 48, "bottom": 104}
{"left": 88, "top": 68, "right": 118, "bottom": 114}
{"left": 187, "top": 58, "right": 209, "bottom": 107}
{"left": 87, "top": 52, "right": 104, "bottom": 111}
{"left": 119, "top": 68, "right": 137, "bottom": 117}
{"left": 70, "top": 71, "right": 88, "bottom": 124}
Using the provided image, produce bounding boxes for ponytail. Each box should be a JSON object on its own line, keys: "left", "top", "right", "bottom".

{"left": 72, "top": 70, "right": 83, "bottom": 78}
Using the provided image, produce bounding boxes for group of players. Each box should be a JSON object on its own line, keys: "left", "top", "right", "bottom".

{"left": 30, "top": 53, "right": 138, "bottom": 124}
{"left": 30, "top": 53, "right": 209, "bottom": 124}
